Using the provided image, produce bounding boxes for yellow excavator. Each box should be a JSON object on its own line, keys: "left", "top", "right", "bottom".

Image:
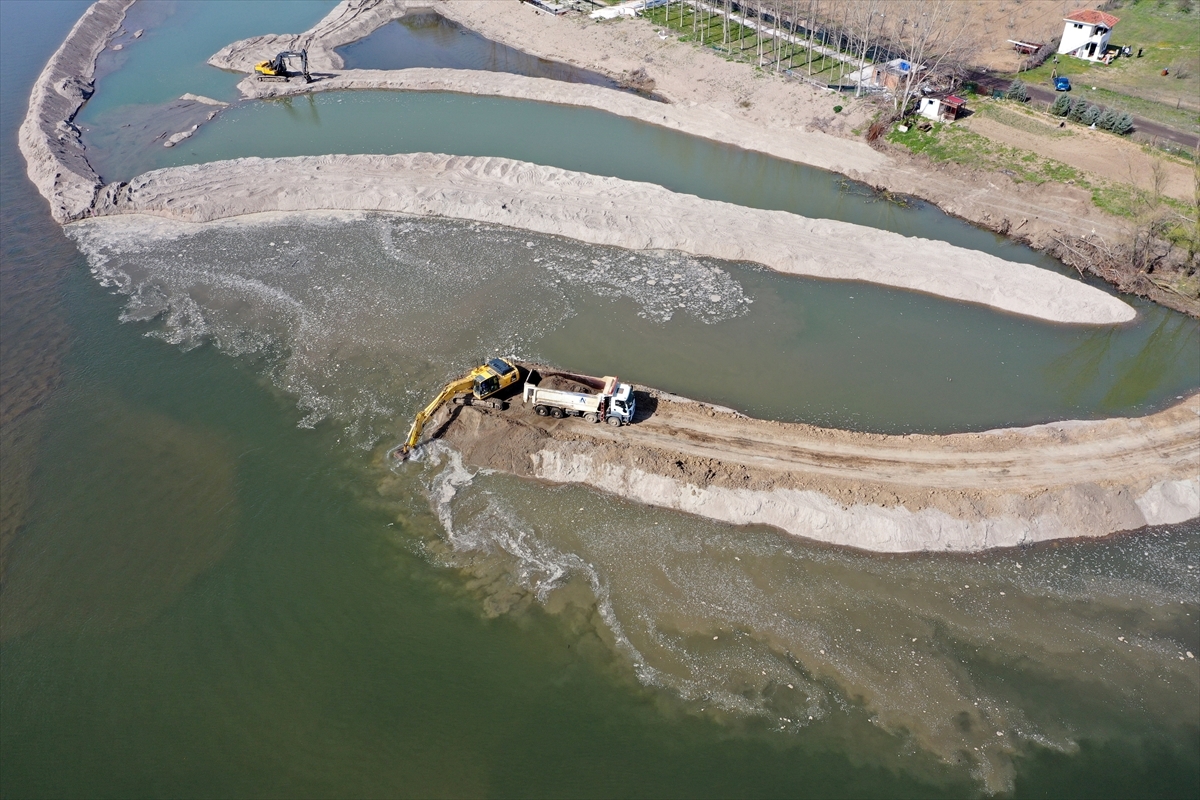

{"left": 254, "top": 50, "right": 312, "bottom": 83}
{"left": 393, "top": 358, "right": 521, "bottom": 461}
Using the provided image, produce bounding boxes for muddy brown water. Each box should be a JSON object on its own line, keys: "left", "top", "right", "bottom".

{"left": 2, "top": 3, "right": 1198, "bottom": 798}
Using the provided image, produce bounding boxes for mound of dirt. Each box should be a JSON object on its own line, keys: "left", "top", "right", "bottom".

{"left": 432, "top": 381, "right": 1200, "bottom": 552}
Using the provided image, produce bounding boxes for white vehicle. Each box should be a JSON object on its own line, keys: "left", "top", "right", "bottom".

{"left": 524, "top": 374, "right": 636, "bottom": 426}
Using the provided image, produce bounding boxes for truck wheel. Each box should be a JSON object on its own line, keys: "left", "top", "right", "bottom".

{"left": 584, "top": 413, "right": 599, "bottom": 424}
{"left": 535, "top": 405, "right": 549, "bottom": 416}
{"left": 551, "top": 407, "right": 565, "bottom": 419}
{"left": 606, "top": 416, "right": 622, "bottom": 427}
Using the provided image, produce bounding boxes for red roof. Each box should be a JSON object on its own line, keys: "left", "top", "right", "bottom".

{"left": 943, "top": 95, "right": 966, "bottom": 107}
{"left": 1064, "top": 9, "right": 1119, "bottom": 27}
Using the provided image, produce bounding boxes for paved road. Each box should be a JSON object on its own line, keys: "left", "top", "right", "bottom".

{"left": 966, "top": 69, "right": 1199, "bottom": 151}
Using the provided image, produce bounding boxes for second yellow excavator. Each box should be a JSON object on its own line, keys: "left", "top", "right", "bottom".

{"left": 393, "top": 358, "right": 521, "bottom": 460}
{"left": 254, "top": 50, "right": 312, "bottom": 83}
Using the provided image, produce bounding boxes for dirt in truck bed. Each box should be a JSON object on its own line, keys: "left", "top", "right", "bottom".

{"left": 527, "top": 372, "right": 599, "bottom": 395}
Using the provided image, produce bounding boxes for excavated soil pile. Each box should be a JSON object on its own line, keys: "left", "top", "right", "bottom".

{"left": 528, "top": 371, "right": 603, "bottom": 394}
{"left": 435, "top": 385, "right": 1200, "bottom": 552}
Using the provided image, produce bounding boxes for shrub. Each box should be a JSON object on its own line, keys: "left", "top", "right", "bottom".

{"left": 1006, "top": 79, "right": 1028, "bottom": 101}
{"left": 1068, "top": 97, "right": 1090, "bottom": 122}
{"left": 1098, "top": 107, "right": 1120, "bottom": 131}
{"left": 833, "top": 105, "right": 843, "bottom": 113}
{"left": 1082, "top": 104, "right": 1102, "bottom": 126}
{"left": 1050, "top": 94, "right": 1072, "bottom": 116}
{"left": 1112, "top": 112, "right": 1135, "bottom": 135}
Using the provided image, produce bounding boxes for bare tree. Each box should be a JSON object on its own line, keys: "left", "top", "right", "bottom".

{"left": 805, "top": 0, "right": 817, "bottom": 75}
{"left": 851, "top": 0, "right": 883, "bottom": 98}
{"left": 889, "top": 0, "right": 978, "bottom": 114}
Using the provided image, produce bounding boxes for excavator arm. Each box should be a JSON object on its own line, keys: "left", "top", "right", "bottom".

{"left": 398, "top": 376, "right": 474, "bottom": 458}
{"left": 393, "top": 358, "right": 520, "bottom": 461}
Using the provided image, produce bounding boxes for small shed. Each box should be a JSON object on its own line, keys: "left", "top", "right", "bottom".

{"left": 917, "top": 94, "right": 966, "bottom": 123}
{"left": 848, "top": 59, "right": 924, "bottom": 92}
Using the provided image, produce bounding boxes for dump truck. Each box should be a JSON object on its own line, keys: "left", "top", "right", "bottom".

{"left": 524, "top": 373, "right": 635, "bottom": 426}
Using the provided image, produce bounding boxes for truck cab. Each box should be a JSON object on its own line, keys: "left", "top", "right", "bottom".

{"left": 606, "top": 382, "right": 636, "bottom": 425}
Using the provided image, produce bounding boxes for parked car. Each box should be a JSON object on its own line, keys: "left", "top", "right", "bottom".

{"left": 1054, "top": 76, "right": 1072, "bottom": 92}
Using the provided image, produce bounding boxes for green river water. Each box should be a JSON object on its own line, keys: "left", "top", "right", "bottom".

{"left": 2, "top": 3, "right": 1198, "bottom": 797}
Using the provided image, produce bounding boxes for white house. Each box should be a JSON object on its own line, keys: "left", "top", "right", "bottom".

{"left": 1057, "top": 9, "right": 1119, "bottom": 62}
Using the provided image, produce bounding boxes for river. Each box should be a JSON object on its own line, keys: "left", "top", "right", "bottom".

{"left": 1, "top": 3, "right": 1197, "bottom": 797}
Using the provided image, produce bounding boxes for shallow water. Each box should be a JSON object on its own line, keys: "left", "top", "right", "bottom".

{"left": 55, "top": 210, "right": 1200, "bottom": 792}
{"left": 338, "top": 10, "right": 631, "bottom": 93}
{"left": 3, "top": 3, "right": 1199, "bottom": 798}
{"left": 426, "top": 459, "right": 1200, "bottom": 792}
{"left": 81, "top": 88, "right": 1091, "bottom": 269}
{"left": 79, "top": 0, "right": 334, "bottom": 112}
{"left": 69, "top": 213, "right": 1198, "bottom": 435}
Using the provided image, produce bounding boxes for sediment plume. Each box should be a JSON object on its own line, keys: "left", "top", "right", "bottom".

{"left": 18, "top": 0, "right": 133, "bottom": 223}
{"left": 440, "top": 387, "right": 1200, "bottom": 553}
{"left": 26, "top": 1, "right": 1193, "bottom": 554}
{"left": 90, "top": 154, "right": 1135, "bottom": 324}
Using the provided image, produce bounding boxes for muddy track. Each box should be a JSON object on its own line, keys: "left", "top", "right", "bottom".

{"left": 435, "top": 384, "right": 1200, "bottom": 552}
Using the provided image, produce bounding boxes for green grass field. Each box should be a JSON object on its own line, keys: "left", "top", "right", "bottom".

{"left": 887, "top": 119, "right": 1194, "bottom": 222}
{"left": 1015, "top": 0, "right": 1199, "bottom": 133}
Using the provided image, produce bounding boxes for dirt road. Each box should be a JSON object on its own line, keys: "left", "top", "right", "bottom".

{"left": 435, "top": 381, "right": 1200, "bottom": 552}
{"left": 967, "top": 69, "right": 1200, "bottom": 150}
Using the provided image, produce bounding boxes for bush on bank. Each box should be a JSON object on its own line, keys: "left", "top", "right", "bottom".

{"left": 1050, "top": 94, "right": 1133, "bottom": 134}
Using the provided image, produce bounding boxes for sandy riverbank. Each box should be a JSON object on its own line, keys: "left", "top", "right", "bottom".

{"left": 434, "top": 1, "right": 1131, "bottom": 243}
{"left": 90, "top": 154, "right": 1134, "bottom": 324}
{"left": 230, "top": 66, "right": 885, "bottom": 179}
{"left": 439, "top": 384, "right": 1200, "bottom": 553}
{"left": 17, "top": 0, "right": 132, "bottom": 223}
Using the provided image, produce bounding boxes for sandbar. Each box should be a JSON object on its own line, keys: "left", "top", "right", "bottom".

{"left": 90, "top": 153, "right": 1135, "bottom": 325}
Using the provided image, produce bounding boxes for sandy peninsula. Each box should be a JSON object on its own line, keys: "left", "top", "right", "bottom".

{"left": 440, "top": 384, "right": 1200, "bottom": 553}
{"left": 17, "top": 0, "right": 133, "bottom": 223}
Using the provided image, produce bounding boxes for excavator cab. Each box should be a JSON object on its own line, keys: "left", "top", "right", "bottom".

{"left": 254, "top": 50, "right": 311, "bottom": 83}
{"left": 475, "top": 358, "right": 520, "bottom": 398}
